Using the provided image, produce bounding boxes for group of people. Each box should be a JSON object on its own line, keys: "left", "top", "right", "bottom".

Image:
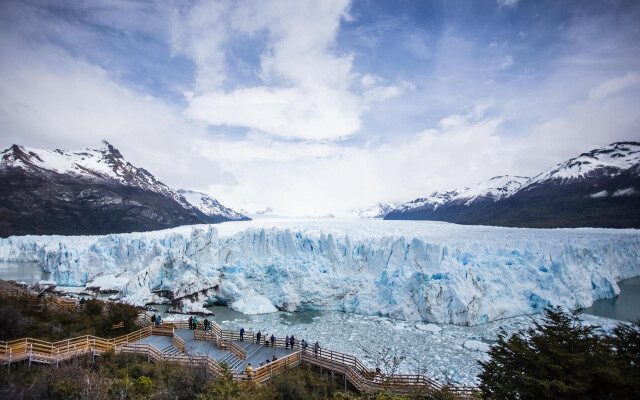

{"left": 150, "top": 314, "right": 163, "bottom": 325}
{"left": 188, "top": 315, "right": 211, "bottom": 331}
{"left": 239, "top": 327, "right": 321, "bottom": 355}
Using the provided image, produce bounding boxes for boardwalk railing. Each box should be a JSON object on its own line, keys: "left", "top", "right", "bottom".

{"left": 1, "top": 282, "right": 476, "bottom": 398}
{"left": 246, "top": 351, "right": 302, "bottom": 383}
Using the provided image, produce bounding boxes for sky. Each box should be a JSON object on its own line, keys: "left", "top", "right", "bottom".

{"left": 0, "top": 0, "right": 639, "bottom": 216}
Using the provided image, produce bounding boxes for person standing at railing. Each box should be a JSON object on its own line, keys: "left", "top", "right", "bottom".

{"left": 301, "top": 339, "right": 307, "bottom": 352}
{"left": 256, "top": 330, "right": 261, "bottom": 344}
{"left": 270, "top": 334, "right": 275, "bottom": 348}
{"left": 204, "top": 318, "right": 209, "bottom": 331}
{"left": 157, "top": 315, "right": 162, "bottom": 325}
{"left": 245, "top": 363, "right": 253, "bottom": 379}
{"left": 285, "top": 335, "right": 290, "bottom": 349}
{"left": 188, "top": 316, "right": 193, "bottom": 330}
{"left": 240, "top": 327, "right": 245, "bottom": 341}
{"left": 290, "top": 334, "right": 295, "bottom": 349}
{"left": 314, "top": 341, "right": 320, "bottom": 357}
{"left": 192, "top": 316, "right": 198, "bottom": 330}
{"left": 151, "top": 314, "right": 157, "bottom": 326}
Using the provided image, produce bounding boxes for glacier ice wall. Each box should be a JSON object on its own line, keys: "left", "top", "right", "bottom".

{"left": 1, "top": 219, "right": 639, "bottom": 325}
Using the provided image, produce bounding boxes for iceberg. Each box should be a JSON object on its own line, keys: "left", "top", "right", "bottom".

{"left": 1, "top": 219, "right": 638, "bottom": 326}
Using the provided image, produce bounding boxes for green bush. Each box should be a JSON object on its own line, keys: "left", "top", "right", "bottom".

{"left": 478, "top": 307, "right": 640, "bottom": 400}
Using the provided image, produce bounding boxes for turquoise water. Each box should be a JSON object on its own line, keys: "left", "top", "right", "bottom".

{"left": 0, "top": 261, "right": 49, "bottom": 284}
{"left": 581, "top": 276, "right": 640, "bottom": 322}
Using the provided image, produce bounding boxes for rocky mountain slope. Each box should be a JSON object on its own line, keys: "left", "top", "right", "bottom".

{"left": 385, "top": 142, "right": 640, "bottom": 228}
{"left": 0, "top": 142, "right": 248, "bottom": 237}
{"left": 178, "top": 189, "right": 250, "bottom": 223}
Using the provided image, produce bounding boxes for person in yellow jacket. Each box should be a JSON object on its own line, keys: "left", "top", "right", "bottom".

{"left": 245, "top": 363, "right": 254, "bottom": 379}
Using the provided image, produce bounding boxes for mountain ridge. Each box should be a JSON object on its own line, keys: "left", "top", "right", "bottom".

{"left": 385, "top": 141, "right": 640, "bottom": 228}
{"left": 0, "top": 142, "right": 248, "bottom": 237}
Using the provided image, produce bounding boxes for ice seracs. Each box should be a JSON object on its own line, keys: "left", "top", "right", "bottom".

{"left": 1, "top": 219, "right": 639, "bottom": 325}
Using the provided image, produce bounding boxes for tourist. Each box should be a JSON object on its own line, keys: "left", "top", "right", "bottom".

{"left": 301, "top": 339, "right": 307, "bottom": 351}
{"left": 204, "top": 318, "right": 209, "bottom": 331}
{"left": 245, "top": 363, "right": 253, "bottom": 378}
{"left": 188, "top": 315, "right": 193, "bottom": 330}
{"left": 256, "top": 330, "right": 262, "bottom": 344}
{"left": 290, "top": 334, "right": 295, "bottom": 348}
{"left": 240, "top": 327, "right": 245, "bottom": 341}
{"left": 314, "top": 341, "right": 320, "bottom": 357}
{"left": 270, "top": 334, "right": 275, "bottom": 347}
{"left": 151, "top": 314, "right": 156, "bottom": 325}
{"left": 272, "top": 355, "right": 278, "bottom": 361}
{"left": 157, "top": 315, "right": 163, "bottom": 325}
{"left": 193, "top": 316, "right": 198, "bottom": 330}
{"left": 264, "top": 333, "right": 269, "bottom": 346}
{"left": 259, "top": 362, "right": 264, "bottom": 367}
{"left": 265, "top": 359, "right": 270, "bottom": 364}
{"left": 285, "top": 335, "right": 290, "bottom": 349}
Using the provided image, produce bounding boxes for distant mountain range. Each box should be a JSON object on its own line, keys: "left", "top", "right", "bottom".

{"left": 345, "top": 202, "right": 400, "bottom": 219}
{"left": 0, "top": 141, "right": 248, "bottom": 237}
{"left": 385, "top": 141, "right": 640, "bottom": 228}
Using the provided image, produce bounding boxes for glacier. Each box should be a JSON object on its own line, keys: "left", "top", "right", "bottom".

{"left": 1, "top": 219, "right": 639, "bottom": 326}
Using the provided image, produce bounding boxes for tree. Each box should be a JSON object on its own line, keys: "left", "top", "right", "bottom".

{"left": 478, "top": 307, "right": 640, "bottom": 399}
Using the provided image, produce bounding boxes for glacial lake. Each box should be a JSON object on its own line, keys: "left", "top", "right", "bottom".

{"left": 581, "top": 276, "right": 640, "bottom": 322}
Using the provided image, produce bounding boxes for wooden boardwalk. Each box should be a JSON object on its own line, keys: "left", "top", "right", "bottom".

{"left": 0, "top": 281, "right": 476, "bottom": 399}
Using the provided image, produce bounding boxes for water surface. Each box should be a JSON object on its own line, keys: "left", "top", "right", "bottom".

{"left": 582, "top": 277, "right": 640, "bottom": 322}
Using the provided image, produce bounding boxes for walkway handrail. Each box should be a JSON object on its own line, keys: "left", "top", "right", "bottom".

{"left": 172, "top": 331, "right": 186, "bottom": 353}
{"left": 1, "top": 281, "right": 475, "bottom": 398}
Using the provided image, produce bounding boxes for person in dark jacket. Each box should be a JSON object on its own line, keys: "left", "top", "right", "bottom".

{"left": 314, "top": 341, "right": 320, "bottom": 357}
{"left": 285, "top": 335, "right": 290, "bottom": 349}
{"left": 151, "top": 314, "right": 157, "bottom": 325}
{"left": 240, "top": 327, "right": 245, "bottom": 341}
{"left": 188, "top": 316, "right": 193, "bottom": 330}
{"left": 256, "top": 330, "right": 262, "bottom": 344}
{"left": 204, "top": 318, "right": 209, "bottom": 331}
{"left": 290, "top": 335, "right": 295, "bottom": 348}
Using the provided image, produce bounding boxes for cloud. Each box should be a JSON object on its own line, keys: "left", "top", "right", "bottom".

{"left": 588, "top": 72, "right": 640, "bottom": 102}
{"left": 173, "top": 0, "right": 407, "bottom": 140}
{"left": 497, "top": 0, "right": 520, "bottom": 9}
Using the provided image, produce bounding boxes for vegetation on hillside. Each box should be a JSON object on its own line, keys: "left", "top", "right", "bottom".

{"left": 0, "top": 352, "right": 445, "bottom": 400}
{"left": 0, "top": 292, "right": 140, "bottom": 341}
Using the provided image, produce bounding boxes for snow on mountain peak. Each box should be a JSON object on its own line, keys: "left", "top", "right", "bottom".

{"left": 345, "top": 202, "right": 400, "bottom": 218}
{"left": 399, "top": 175, "right": 529, "bottom": 212}
{"left": 525, "top": 141, "right": 640, "bottom": 186}
{"left": 177, "top": 189, "right": 248, "bottom": 221}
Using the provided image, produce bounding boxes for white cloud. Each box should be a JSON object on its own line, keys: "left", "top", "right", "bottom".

{"left": 499, "top": 55, "right": 513, "bottom": 70}
{"left": 588, "top": 72, "right": 640, "bottom": 102}
{"left": 173, "top": 0, "right": 407, "bottom": 140}
{"left": 497, "top": 0, "right": 520, "bottom": 9}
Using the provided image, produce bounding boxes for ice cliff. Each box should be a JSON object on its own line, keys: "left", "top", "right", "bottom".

{"left": 1, "top": 219, "right": 639, "bottom": 325}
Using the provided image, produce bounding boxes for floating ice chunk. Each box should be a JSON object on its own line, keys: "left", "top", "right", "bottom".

{"left": 463, "top": 340, "right": 491, "bottom": 352}
{"left": 231, "top": 294, "right": 278, "bottom": 314}
{"left": 416, "top": 323, "right": 443, "bottom": 333}
{"left": 86, "top": 274, "right": 129, "bottom": 292}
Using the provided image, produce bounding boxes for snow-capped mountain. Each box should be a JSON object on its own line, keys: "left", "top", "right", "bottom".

{"left": 0, "top": 141, "right": 248, "bottom": 237}
{"left": 345, "top": 202, "right": 400, "bottom": 218}
{"left": 178, "top": 189, "right": 249, "bottom": 222}
{"left": 386, "top": 142, "right": 640, "bottom": 228}
{"left": 522, "top": 141, "right": 640, "bottom": 189}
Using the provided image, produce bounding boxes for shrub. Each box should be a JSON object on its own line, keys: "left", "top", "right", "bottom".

{"left": 478, "top": 307, "right": 640, "bottom": 400}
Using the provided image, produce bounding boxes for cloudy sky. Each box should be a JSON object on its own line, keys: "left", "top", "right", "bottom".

{"left": 1, "top": 0, "right": 639, "bottom": 216}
